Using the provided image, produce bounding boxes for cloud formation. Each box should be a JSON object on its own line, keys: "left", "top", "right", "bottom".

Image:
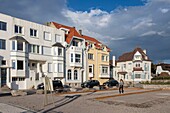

{"left": 0, "top": 0, "right": 170, "bottom": 62}
{"left": 63, "top": 0, "right": 170, "bottom": 62}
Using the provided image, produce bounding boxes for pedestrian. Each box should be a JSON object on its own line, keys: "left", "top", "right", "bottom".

{"left": 119, "top": 79, "right": 124, "bottom": 94}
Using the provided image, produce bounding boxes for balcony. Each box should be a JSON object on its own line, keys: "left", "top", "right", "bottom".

{"left": 70, "top": 46, "right": 82, "bottom": 52}
{"left": 99, "top": 73, "right": 110, "bottom": 78}
{"left": 10, "top": 51, "right": 28, "bottom": 57}
{"left": 11, "top": 70, "right": 26, "bottom": 77}
{"left": 70, "top": 62, "right": 82, "bottom": 67}
{"left": 133, "top": 67, "right": 143, "bottom": 71}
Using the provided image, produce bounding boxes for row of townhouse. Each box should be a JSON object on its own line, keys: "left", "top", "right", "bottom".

{"left": 0, "top": 13, "right": 110, "bottom": 89}
{"left": 110, "top": 48, "right": 152, "bottom": 84}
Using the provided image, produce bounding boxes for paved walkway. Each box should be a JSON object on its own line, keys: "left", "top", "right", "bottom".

{"left": 0, "top": 103, "right": 35, "bottom": 113}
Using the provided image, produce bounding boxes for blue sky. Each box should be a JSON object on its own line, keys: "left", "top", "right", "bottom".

{"left": 67, "top": 0, "right": 147, "bottom": 12}
{"left": 0, "top": 0, "right": 170, "bottom": 63}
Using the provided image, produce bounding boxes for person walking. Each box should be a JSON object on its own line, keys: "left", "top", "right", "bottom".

{"left": 119, "top": 79, "right": 124, "bottom": 94}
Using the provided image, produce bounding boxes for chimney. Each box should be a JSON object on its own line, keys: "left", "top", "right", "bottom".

{"left": 112, "top": 56, "right": 116, "bottom": 66}
{"left": 79, "top": 29, "right": 82, "bottom": 35}
{"left": 143, "top": 49, "right": 146, "bottom": 54}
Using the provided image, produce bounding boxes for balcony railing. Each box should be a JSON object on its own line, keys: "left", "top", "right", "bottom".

{"left": 70, "top": 46, "right": 82, "bottom": 51}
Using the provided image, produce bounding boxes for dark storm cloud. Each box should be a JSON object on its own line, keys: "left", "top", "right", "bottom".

{"left": 0, "top": 0, "right": 68, "bottom": 24}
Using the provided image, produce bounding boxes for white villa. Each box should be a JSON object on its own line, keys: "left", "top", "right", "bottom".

{"left": 48, "top": 22, "right": 87, "bottom": 87}
{"left": 111, "top": 48, "right": 152, "bottom": 83}
{"left": 0, "top": 13, "right": 65, "bottom": 90}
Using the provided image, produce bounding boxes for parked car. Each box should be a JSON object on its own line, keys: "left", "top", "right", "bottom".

{"left": 37, "top": 80, "right": 63, "bottom": 90}
{"left": 81, "top": 80, "right": 100, "bottom": 88}
{"left": 103, "top": 79, "right": 119, "bottom": 87}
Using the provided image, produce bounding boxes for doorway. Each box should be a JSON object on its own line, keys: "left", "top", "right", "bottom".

{"left": 1, "top": 68, "right": 7, "bottom": 87}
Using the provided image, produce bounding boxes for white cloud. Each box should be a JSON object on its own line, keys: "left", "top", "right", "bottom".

{"left": 160, "top": 8, "right": 169, "bottom": 13}
{"left": 140, "top": 31, "right": 157, "bottom": 36}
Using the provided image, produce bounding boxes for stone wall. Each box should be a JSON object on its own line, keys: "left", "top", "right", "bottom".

{"left": 143, "top": 84, "right": 170, "bottom": 89}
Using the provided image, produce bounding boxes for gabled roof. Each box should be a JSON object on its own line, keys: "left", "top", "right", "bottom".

{"left": 157, "top": 63, "right": 170, "bottom": 72}
{"left": 52, "top": 22, "right": 82, "bottom": 44}
{"left": 51, "top": 22, "right": 110, "bottom": 51}
{"left": 117, "top": 48, "right": 150, "bottom": 62}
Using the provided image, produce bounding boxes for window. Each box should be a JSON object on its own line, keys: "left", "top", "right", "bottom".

{"left": 58, "top": 63, "right": 63, "bottom": 73}
{"left": 35, "top": 73, "right": 39, "bottom": 81}
{"left": 136, "top": 63, "right": 140, "bottom": 67}
{"left": 88, "top": 53, "right": 93, "bottom": 60}
{"left": 0, "top": 39, "right": 6, "bottom": 50}
{"left": 44, "top": 32, "right": 51, "bottom": 41}
{"left": 74, "top": 70, "right": 78, "bottom": 80}
{"left": 30, "top": 29, "right": 37, "bottom": 37}
{"left": 12, "top": 77, "right": 25, "bottom": 81}
{"left": 102, "top": 55, "right": 105, "bottom": 61}
{"left": 48, "top": 63, "right": 52, "bottom": 73}
{"left": 17, "top": 41, "right": 23, "bottom": 51}
{"left": 135, "top": 74, "right": 141, "bottom": 79}
{"left": 67, "top": 70, "right": 71, "bottom": 80}
{"left": 29, "top": 44, "right": 39, "bottom": 54}
{"left": 73, "top": 40, "right": 78, "bottom": 46}
{"left": 102, "top": 67, "right": 108, "bottom": 74}
{"left": 89, "top": 65, "right": 93, "bottom": 73}
{"left": 12, "top": 41, "right": 15, "bottom": 50}
{"left": 75, "top": 54, "right": 81, "bottom": 63}
{"left": 1, "top": 60, "right": 6, "bottom": 65}
{"left": 15, "top": 25, "right": 22, "bottom": 34}
{"left": 124, "top": 64, "right": 126, "bottom": 68}
{"left": 0, "top": 21, "right": 7, "bottom": 31}
{"left": 106, "top": 56, "right": 108, "bottom": 61}
{"left": 55, "top": 34, "right": 62, "bottom": 42}
{"left": 58, "top": 48, "right": 62, "bottom": 56}
{"left": 71, "top": 54, "right": 73, "bottom": 62}
{"left": 12, "top": 60, "right": 16, "bottom": 69}
{"left": 42, "top": 46, "right": 51, "bottom": 55}
{"left": 17, "top": 60, "right": 23, "bottom": 70}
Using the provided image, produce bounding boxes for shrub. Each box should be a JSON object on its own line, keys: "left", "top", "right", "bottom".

{"left": 151, "top": 76, "right": 170, "bottom": 80}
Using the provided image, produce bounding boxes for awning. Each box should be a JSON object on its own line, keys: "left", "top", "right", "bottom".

{"left": 117, "top": 71, "right": 127, "bottom": 75}
{"left": 9, "top": 36, "right": 29, "bottom": 43}
{"left": 52, "top": 42, "right": 65, "bottom": 48}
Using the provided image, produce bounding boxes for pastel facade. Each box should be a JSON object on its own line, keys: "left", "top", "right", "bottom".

{"left": 111, "top": 48, "right": 152, "bottom": 83}
{"left": 0, "top": 13, "right": 65, "bottom": 89}
{"left": 83, "top": 35, "right": 110, "bottom": 84}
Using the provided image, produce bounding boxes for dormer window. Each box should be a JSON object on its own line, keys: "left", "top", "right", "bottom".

{"left": 73, "top": 40, "right": 78, "bottom": 47}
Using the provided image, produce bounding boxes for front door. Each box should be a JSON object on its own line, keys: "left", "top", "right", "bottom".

{"left": 1, "top": 68, "right": 7, "bottom": 87}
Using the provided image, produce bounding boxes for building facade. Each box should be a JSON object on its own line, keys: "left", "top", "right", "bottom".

{"left": 49, "top": 22, "right": 87, "bottom": 87}
{"left": 0, "top": 13, "right": 65, "bottom": 89}
{"left": 82, "top": 35, "right": 110, "bottom": 84}
{"left": 112, "top": 48, "right": 152, "bottom": 84}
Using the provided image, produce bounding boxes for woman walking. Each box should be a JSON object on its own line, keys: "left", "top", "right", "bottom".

{"left": 119, "top": 79, "right": 124, "bottom": 94}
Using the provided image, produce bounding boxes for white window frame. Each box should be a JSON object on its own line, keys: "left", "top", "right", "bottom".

{"left": 0, "top": 39, "right": 6, "bottom": 50}
{"left": 88, "top": 53, "right": 93, "bottom": 60}
{"left": 55, "top": 34, "right": 62, "bottom": 42}
{"left": 58, "top": 63, "right": 63, "bottom": 73}
{"left": 30, "top": 28, "right": 37, "bottom": 37}
{"left": 89, "top": 64, "right": 93, "bottom": 74}
{"left": 67, "top": 70, "right": 72, "bottom": 80}
{"left": 102, "top": 66, "right": 108, "bottom": 74}
{"left": 75, "top": 54, "right": 81, "bottom": 63}
{"left": 74, "top": 70, "right": 78, "bottom": 80}
{"left": 44, "top": 31, "right": 51, "bottom": 41}
{"left": 0, "top": 21, "right": 7, "bottom": 31}
{"left": 48, "top": 63, "right": 52, "bottom": 73}
{"left": 58, "top": 48, "right": 62, "bottom": 56}
{"left": 14, "top": 25, "right": 23, "bottom": 34}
